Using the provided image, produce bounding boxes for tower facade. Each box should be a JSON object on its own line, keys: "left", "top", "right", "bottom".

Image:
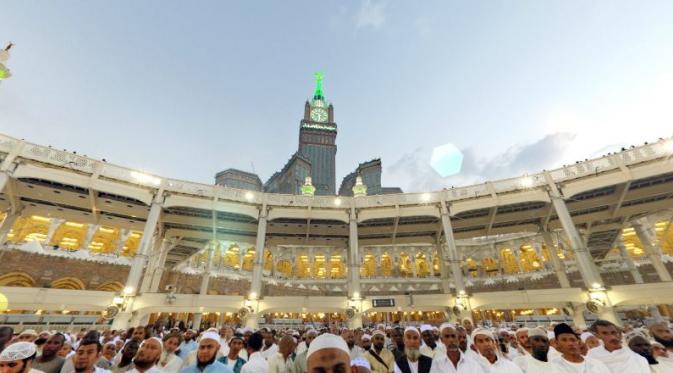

{"left": 298, "top": 72, "right": 337, "bottom": 195}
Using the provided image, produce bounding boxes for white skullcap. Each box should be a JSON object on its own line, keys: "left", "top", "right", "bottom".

{"left": 235, "top": 328, "right": 243, "bottom": 334}
{"left": 19, "top": 329, "right": 37, "bottom": 336}
{"left": 515, "top": 327, "right": 529, "bottom": 335}
{"left": 307, "top": 333, "right": 349, "bottom": 359}
{"left": 580, "top": 332, "right": 595, "bottom": 343}
{"left": 432, "top": 326, "right": 439, "bottom": 332}
{"left": 528, "top": 328, "right": 547, "bottom": 339}
{"left": 361, "top": 334, "right": 371, "bottom": 341}
{"left": 376, "top": 324, "right": 385, "bottom": 329}
{"left": 652, "top": 341, "right": 665, "bottom": 348}
{"left": 404, "top": 327, "right": 420, "bottom": 336}
{"left": 471, "top": 328, "right": 495, "bottom": 340}
{"left": 200, "top": 332, "right": 221, "bottom": 344}
{"left": 242, "top": 327, "right": 253, "bottom": 334}
{"left": 419, "top": 324, "right": 433, "bottom": 333}
{"left": 0, "top": 342, "right": 37, "bottom": 361}
{"left": 372, "top": 330, "right": 386, "bottom": 338}
{"left": 439, "top": 323, "right": 455, "bottom": 332}
{"left": 385, "top": 326, "right": 393, "bottom": 330}
{"left": 351, "top": 357, "right": 371, "bottom": 369}
{"left": 206, "top": 327, "right": 219, "bottom": 333}
{"left": 306, "top": 329, "right": 318, "bottom": 336}
{"left": 547, "top": 331, "right": 555, "bottom": 340}
{"left": 141, "top": 337, "right": 164, "bottom": 353}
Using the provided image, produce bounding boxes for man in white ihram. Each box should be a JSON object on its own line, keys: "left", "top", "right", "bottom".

{"left": 429, "top": 323, "right": 487, "bottom": 373}
{"left": 470, "top": 328, "right": 522, "bottom": 373}
{"left": 586, "top": 320, "right": 649, "bottom": 373}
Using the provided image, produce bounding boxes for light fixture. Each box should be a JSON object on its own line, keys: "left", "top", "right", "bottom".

{"left": 112, "top": 296, "right": 124, "bottom": 306}
{"left": 248, "top": 292, "right": 258, "bottom": 300}
{"left": 334, "top": 198, "right": 342, "bottom": 206}
{"left": 420, "top": 193, "right": 431, "bottom": 202}
{"left": 130, "top": 171, "right": 162, "bottom": 186}
{"left": 662, "top": 139, "right": 673, "bottom": 154}
{"left": 245, "top": 192, "right": 254, "bottom": 201}
{"left": 520, "top": 176, "right": 534, "bottom": 188}
{"left": 591, "top": 282, "right": 602, "bottom": 290}
{"left": 123, "top": 286, "right": 134, "bottom": 295}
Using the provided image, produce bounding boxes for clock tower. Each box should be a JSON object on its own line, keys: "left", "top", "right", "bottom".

{"left": 298, "top": 72, "right": 337, "bottom": 195}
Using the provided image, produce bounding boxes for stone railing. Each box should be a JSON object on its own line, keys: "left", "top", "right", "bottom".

{"left": 1, "top": 132, "right": 671, "bottom": 209}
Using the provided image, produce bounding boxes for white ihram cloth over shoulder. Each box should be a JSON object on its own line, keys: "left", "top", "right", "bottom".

{"left": 651, "top": 359, "right": 673, "bottom": 373}
{"left": 393, "top": 359, "right": 418, "bottom": 373}
{"left": 473, "top": 354, "right": 523, "bottom": 373}
{"left": 268, "top": 352, "right": 294, "bottom": 373}
{"left": 513, "top": 354, "right": 551, "bottom": 372}
{"left": 241, "top": 351, "right": 269, "bottom": 373}
{"left": 550, "top": 356, "right": 611, "bottom": 373}
{"left": 586, "top": 344, "right": 650, "bottom": 373}
{"left": 127, "top": 367, "right": 164, "bottom": 373}
{"left": 260, "top": 344, "right": 279, "bottom": 360}
{"left": 429, "top": 350, "right": 489, "bottom": 373}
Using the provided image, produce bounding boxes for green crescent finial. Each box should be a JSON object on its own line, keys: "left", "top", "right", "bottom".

{"left": 314, "top": 71, "right": 324, "bottom": 99}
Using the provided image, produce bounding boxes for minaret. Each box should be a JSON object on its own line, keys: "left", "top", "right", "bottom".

{"left": 298, "top": 72, "right": 338, "bottom": 195}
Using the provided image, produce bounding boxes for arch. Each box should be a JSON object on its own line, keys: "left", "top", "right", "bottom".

{"left": 96, "top": 281, "right": 124, "bottom": 292}
{"left": 0, "top": 272, "right": 36, "bottom": 287}
{"left": 51, "top": 277, "right": 86, "bottom": 290}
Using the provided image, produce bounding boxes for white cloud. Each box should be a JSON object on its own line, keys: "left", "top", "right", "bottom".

{"left": 354, "top": 0, "right": 386, "bottom": 30}
{"left": 385, "top": 133, "right": 576, "bottom": 192}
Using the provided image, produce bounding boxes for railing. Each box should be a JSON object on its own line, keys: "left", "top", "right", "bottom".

{"left": 1, "top": 132, "right": 670, "bottom": 209}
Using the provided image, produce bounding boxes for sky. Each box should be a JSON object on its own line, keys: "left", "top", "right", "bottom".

{"left": 1, "top": 1, "right": 673, "bottom": 193}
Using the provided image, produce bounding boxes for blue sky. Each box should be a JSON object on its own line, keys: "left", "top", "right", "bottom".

{"left": 1, "top": 1, "right": 673, "bottom": 192}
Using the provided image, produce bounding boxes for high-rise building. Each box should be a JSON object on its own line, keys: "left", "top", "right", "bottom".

{"left": 216, "top": 73, "right": 400, "bottom": 195}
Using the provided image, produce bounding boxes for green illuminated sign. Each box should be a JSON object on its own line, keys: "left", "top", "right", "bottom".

{"left": 314, "top": 71, "right": 324, "bottom": 98}
{"left": 302, "top": 122, "right": 336, "bottom": 131}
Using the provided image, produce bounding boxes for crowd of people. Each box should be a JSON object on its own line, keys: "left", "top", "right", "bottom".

{"left": 1, "top": 318, "right": 673, "bottom": 373}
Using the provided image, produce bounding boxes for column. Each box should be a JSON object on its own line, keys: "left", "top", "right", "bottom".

{"left": 0, "top": 142, "right": 23, "bottom": 193}
{"left": 114, "top": 229, "right": 132, "bottom": 256}
{"left": 148, "top": 239, "right": 172, "bottom": 292}
{"left": 45, "top": 218, "right": 65, "bottom": 246}
{"left": 112, "top": 192, "right": 163, "bottom": 329}
{"left": 348, "top": 206, "right": 361, "bottom": 298}
{"left": 439, "top": 201, "right": 465, "bottom": 293}
{"left": 0, "top": 211, "right": 20, "bottom": 247}
{"left": 375, "top": 248, "right": 382, "bottom": 278}
{"left": 633, "top": 219, "right": 672, "bottom": 282}
{"left": 544, "top": 173, "right": 603, "bottom": 288}
{"left": 250, "top": 205, "right": 267, "bottom": 299}
{"left": 617, "top": 238, "right": 644, "bottom": 284}
{"left": 308, "top": 248, "right": 315, "bottom": 279}
{"left": 80, "top": 224, "right": 100, "bottom": 251}
{"left": 325, "top": 255, "right": 331, "bottom": 279}
{"left": 410, "top": 250, "right": 418, "bottom": 278}
{"left": 545, "top": 172, "right": 619, "bottom": 325}
{"left": 541, "top": 231, "right": 571, "bottom": 288}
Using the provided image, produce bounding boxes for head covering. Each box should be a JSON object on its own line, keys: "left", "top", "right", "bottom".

{"left": 528, "top": 328, "right": 547, "bottom": 339}
{"left": 625, "top": 332, "right": 648, "bottom": 345}
{"left": 547, "top": 331, "right": 555, "bottom": 340}
{"left": 554, "top": 323, "right": 577, "bottom": 339}
{"left": 515, "top": 327, "right": 529, "bottom": 335}
{"left": 471, "top": 328, "right": 495, "bottom": 340}
{"left": 307, "top": 333, "right": 349, "bottom": 359}
{"left": 351, "top": 357, "right": 371, "bottom": 369}
{"left": 652, "top": 341, "right": 666, "bottom": 348}
{"left": 306, "top": 329, "right": 318, "bottom": 336}
{"left": 419, "top": 325, "right": 433, "bottom": 333}
{"left": 439, "top": 323, "right": 455, "bottom": 332}
{"left": 580, "top": 332, "right": 595, "bottom": 343}
{"left": 0, "top": 342, "right": 37, "bottom": 362}
{"left": 242, "top": 327, "right": 253, "bottom": 334}
{"left": 18, "top": 329, "right": 37, "bottom": 337}
{"left": 361, "top": 334, "right": 371, "bottom": 341}
{"left": 141, "top": 337, "right": 164, "bottom": 353}
{"left": 372, "top": 330, "right": 385, "bottom": 338}
{"left": 200, "top": 332, "right": 221, "bottom": 344}
{"left": 404, "top": 327, "right": 419, "bottom": 336}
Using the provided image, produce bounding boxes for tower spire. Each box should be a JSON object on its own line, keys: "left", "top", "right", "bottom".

{"left": 313, "top": 71, "right": 324, "bottom": 100}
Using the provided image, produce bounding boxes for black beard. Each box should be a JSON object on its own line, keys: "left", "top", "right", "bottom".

{"left": 654, "top": 336, "right": 673, "bottom": 349}
{"left": 426, "top": 342, "right": 436, "bottom": 349}
{"left": 532, "top": 349, "right": 548, "bottom": 362}
{"left": 133, "top": 358, "right": 156, "bottom": 370}
{"left": 347, "top": 342, "right": 354, "bottom": 349}
{"left": 636, "top": 351, "right": 658, "bottom": 365}
{"left": 197, "top": 356, "right": 216, "bottom": 369}
{"left": 363, "top": 346, "right": 370, "bottom": 351}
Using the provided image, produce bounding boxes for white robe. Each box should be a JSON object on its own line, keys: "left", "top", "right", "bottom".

{"left": 550, "top": 356, "right": 611, "bottom": 373}
{"left": 586, "top": 345, "right": 650, "bottom": 373}
{"left": 651, "top": 359, "right": 673, "bottom": 373}
{"left": 513, "top": 354, "right": 551, "bottom": 372}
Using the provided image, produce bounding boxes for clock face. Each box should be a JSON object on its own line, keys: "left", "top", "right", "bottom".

{"left": 310, "top": 108, "right": 328, "bottom": 122}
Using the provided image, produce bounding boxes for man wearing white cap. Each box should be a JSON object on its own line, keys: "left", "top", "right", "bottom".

{"left": 470, "top": 328, "right": 522, "bottom": 373}
{"left": 365, "top": 331, "right": 394, "bottom": 373}
{"left": 293, "top": 330, "right": 317, "bottom": 373}
{"left": 586, "top": 320, "right": 649, "bottom": 373}
{"left": 514, "top": 328, "right": 530, "bottom": 357}
{"left": 306, "top": 333, "right": 350, "bottom": 373}
{"left": 429, "top": 323, "right": 487, "bottom": 373}
{"left": 393, "top": 327, "right": 432, "bottom": 373}
{"left": 341, "top": 330, "right": 364, "bottom": 360}
{"left": 513, "top": 328, "right": 550, "bottom": 372}
{"left": 0, "top": 341, "right": 42, "bottom": 373}
{"left": 360, "top": 335, "right": 371, "bottom": 352}
{"left": 180, "top": 331, "right": 232, "bottom": 373}
{"left": 419, "top": 325, "right": 441, "bottom": 359}
{"left": 129, "top": 338, "right": 163, "bottom": 373}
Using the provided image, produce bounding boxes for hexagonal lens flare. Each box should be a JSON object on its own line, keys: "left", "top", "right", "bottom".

{"left": 430, "top": 143, "right": 464, "bottom": 177}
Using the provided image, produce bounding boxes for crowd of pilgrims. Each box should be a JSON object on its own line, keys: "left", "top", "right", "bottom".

{"left": 1, "top": 318, "right": 673, "bottom": 373}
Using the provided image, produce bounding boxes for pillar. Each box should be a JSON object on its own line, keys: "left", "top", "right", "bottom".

{"left": 112, "top": 192, "right": 163, "bottom": 329}
{"left": 200, "top": 243, "right": 214, "bottom": 295}
{"left": 0, "top": 211, "right": 20, "bottom": 247}
{"left": 80, "top": 224, "right": 100, "bottom": 251}
{"left": 250, "top": 205, "right": 267, "bottom": 298}
{"left": 148, "top": 239, "right": 172, "bottom": 292}
{"left": 45, "top": 218, "right": 65, "bottom": 246}
{"left": 192, "top": 313, "right": 203, "bottom": 331}
{"left": 617, "top": 239, "right": 644, "bottom": 284}
{"left": 572, "top": 304, "right": 587, "bottom": 329}
{"left": 348, "top": 206, "right": 361, "bottom": 298}
{"left": 633, "top": 219, "right": 672, "bottom": 282}
{"left": 439, "top": 201, "right": 465, "bottom": 293}
{"left": 541, "top": 231, "right": 571, "bottom": 288}
{"left": 140, "top": 236, "right": 167, "bottom": 293}
{"left": 544, "top": 173, "right": 603, "bottom": 288}
{"left": 115, "top": 229, "right": 132, "bottom": 256}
